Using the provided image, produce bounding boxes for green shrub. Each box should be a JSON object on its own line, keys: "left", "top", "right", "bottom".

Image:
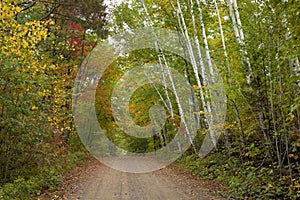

{"left": 177, "top": 153, "right": 300, "bottom": 199}
{"left": 0, "top": 150, "right": 89, "bottom": 200}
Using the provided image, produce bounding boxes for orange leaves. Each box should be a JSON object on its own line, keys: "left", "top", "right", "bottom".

{"left": 288, "top": 154, "right": 299, "bottom": 160}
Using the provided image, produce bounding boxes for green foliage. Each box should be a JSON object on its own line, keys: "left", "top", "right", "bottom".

{"left": 0, "top": 150, "right": 89, "bottom": 200}
{"left": 177, "top": 153, "right": 300, "bottom": 199}
{"left": 0, "top": 0, "right": 107, "bottom": 199}
{"left": 109, "top": 0, "right": 300, "bottom": 198}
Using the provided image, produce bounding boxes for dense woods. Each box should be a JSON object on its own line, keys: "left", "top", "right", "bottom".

{"left": 0, "top": 0, "right": 107, "bottom": 199}
{"left": 97, "top": 0, "right": 300, "bottom": 198}
{"left": 1, "top": 0, "right": 300, "bottom": 199}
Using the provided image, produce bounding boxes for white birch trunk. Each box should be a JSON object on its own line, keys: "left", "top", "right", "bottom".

{"left": 140, "top": 0, "right": 174, "bottom": 118}
{"left": 195, "top": 0, "right": 215, "bottom": 83}
{"left": 213, "top": 0, "right": 227, "bottom": 57}
{"left": 176, "top": 0, "right": 218, "bottom": 152}
{"left": 212, "top": 0, "right": 232, "bottom": 85}
{"left": 140, "top": 0, "right": 198, "bottom": 153}
{"left": 228, "top": 0, "right": 240, "bottom": 41}
{"left": 176, "top": 0, "right": 207, "bottom": 105}
{"left": 233, "top": 0, "right": 245, "bottom": 40}
{"left": 228, "top": 0, "right": 252, "bottom": 82}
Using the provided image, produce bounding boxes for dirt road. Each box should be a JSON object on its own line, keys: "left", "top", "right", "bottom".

{"left": 57, "top": 158, "right": 225, "bottom": 200}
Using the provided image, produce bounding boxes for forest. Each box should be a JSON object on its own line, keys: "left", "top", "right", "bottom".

{"left": 0, "top": 0, "right": 300, "bottom": 199}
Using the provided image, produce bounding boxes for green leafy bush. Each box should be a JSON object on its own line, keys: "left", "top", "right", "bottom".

{"left": 177, "top": 153, "right": 300, "bottom": 199}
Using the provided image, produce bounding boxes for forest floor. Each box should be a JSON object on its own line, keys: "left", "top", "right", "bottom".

{"left": 39, "top": 157, "right": 227, "bottom": 200}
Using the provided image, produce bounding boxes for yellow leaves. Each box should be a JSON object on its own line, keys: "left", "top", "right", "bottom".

{"left": 193, "top": 111, "right": 207, "bottom": 115}
{"left": 50, "top": 65, "right": 57, "bottom": 70}
{"left": 0, "top": 6, "right": 12, "bottom": 20}
{"left": 0, "top": 0, "right": 22, "bottom": 20}
{"left": 1, "top": 2, "right": 48, "bottom": 62}
{"left": 1, "top": 46, "right": 7, "bottom": 55}
{"left": 293, "top": 184, "right": 300, "bottom": 188}
{"left": 15, "top": 7, "right": 21, "bottom": 13}
{"left": 31, "top": 105, "right": 38, "bottom": 110}
{"left": 48, "top": 20, "right": 55, "bottom": 26}
{"left": 23, "top": 40, "right": 29, "bottom": 48}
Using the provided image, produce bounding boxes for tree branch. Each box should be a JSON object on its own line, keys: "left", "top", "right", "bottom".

{"left": 40, "top": 4, "right": 60, "bottom": 21}
{"left": 21, "top": 1, "right": 36, "bottom": 12}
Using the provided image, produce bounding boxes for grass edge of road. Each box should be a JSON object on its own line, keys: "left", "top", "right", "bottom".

{"left": 36, "top": 152, "right": 92, "bottom": 200}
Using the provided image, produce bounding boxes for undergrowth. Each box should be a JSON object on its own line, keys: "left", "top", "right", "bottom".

{"left": 0, "top": 150, "right": 89, "bottom": 200}
{"left": 177, "top": 153, "right": 300, "bottom": 199}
